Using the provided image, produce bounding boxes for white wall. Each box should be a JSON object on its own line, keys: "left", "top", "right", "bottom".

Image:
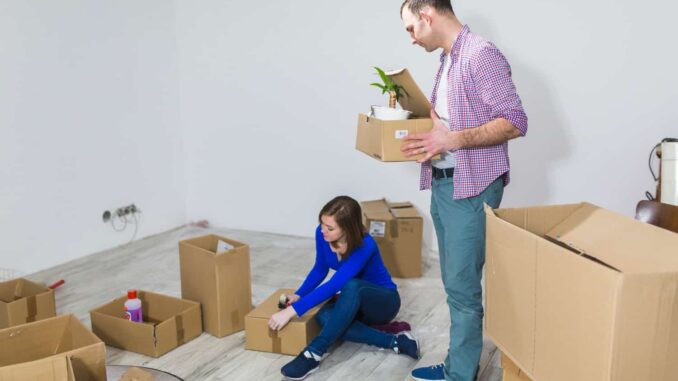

{"left": 0, "top": 1, "right": 186, "bottom": 274}
{"left": 4, "top": 0, "right": 676, "bottom": 274}
{"left": 175, "top": 0, "right": 677, "bottom": 249}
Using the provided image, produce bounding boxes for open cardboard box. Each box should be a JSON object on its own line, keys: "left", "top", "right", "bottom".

{"left": 362, "top": 199, "right": 423, "bottom": 278}
{"left": 90, "top": 290, "right": 202, "bottom": 358}
{"left": 0, "top": 278, "right": 56, "bottom": 328}
{"left": 179, "top": 234, "right": 252, "bottom": 337}
{"left": 356, "top": 68, "right": 440, "bottom": 162}
{"left": 0, "top": 314, "right": 106, "bottom": 381}
{"left": 245, "top": 288, "right": 326, "bottom": 355}
{"left": 485, "top": 202, "right": 678, "bottom": 381}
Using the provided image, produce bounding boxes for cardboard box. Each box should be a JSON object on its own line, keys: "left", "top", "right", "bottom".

{"left": 245, "top": 288, "right": 325, "bottom": 355}
{"left": 502, "top": 353, "right": 533, "bottom": 381}
{"left": 0, "top": 278, "right": 56, "bottom": 328}
{"left": 0, "top": 355, "right": 76, "bottom": 381}
{"left": 90, "top": 290, "right": 202, "bottom": 358}
{"left": 179, "top": 234, "right": 252, "bottom": 337}
{"left": 485, "top": 202, "right": 678, "bottom": 381}
{"left": 362, "top": 199, "right": 423, "bottom": 278}
{"left": 356, "top": 68, "right": 440, "bottom": 162}
{"left": 0, "top": 314, "right": 106, "bottom": 381}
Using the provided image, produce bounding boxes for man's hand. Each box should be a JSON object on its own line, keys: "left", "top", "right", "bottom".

{"left": 287, "top": 294, "right": 301, "bottom": 304}
{"left": 268, "top": 306, "right": 297, "bottom": 331}
{"left": 402, "top": 109, "right": 459, "bottom": 163}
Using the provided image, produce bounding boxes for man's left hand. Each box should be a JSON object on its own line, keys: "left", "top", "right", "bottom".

{"left": 268, "top": 306, "right": 297, "bottom": 331}
{"left": 402, "top": 109, "right": 460, "bottom": 163}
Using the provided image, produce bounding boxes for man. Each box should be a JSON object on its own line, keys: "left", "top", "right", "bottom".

{"left": 399, "top": 1, "right": 528, "bottom": 381}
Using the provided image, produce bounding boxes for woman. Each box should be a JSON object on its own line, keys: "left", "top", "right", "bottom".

{"left": 268, "top": 196, "right": 420, "bottom": 380}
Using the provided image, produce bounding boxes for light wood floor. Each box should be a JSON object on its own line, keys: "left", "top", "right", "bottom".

{"left": 28, "top": 225, "right": 503, "bottom": 381}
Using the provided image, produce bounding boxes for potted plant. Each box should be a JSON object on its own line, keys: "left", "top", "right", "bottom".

{"left": 370, "top": 67, "right": 411, "bottom": 120}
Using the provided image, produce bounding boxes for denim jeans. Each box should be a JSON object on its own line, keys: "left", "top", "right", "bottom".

{"left": 431, "top": 175, "right": 504, "bottom": 381}
{"left": 306, "top": 278, "right": 400, "bottom": 356}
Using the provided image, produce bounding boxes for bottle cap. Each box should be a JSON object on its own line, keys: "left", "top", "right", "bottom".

{"left": 128, "top": 289, "right": 137, "bottom": 299}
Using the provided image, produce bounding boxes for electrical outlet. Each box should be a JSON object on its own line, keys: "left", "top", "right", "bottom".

{"left": 114, "top": 204, "right": 140, "bottom": 218}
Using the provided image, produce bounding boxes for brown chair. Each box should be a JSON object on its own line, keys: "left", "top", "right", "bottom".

{"left": 635, "top": 200, "right": 678, "bottom": 234}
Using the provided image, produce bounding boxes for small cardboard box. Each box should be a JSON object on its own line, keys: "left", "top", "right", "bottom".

{"left": 356, "top": 68, "right": 439, "bottom": 162}
{"left": 502, "top": 353, "right": 533, "bottom": 381}
{"left": 0, "top": 278, "right": 56, "bottom": 328}
{"left": 361, "top": 199, "right": 423, "bottom": 278}
{"left": 179, "top": 234, "right": 252, "bottom": 337}
{"left": 245, "top": 288, "right": 325, "bottom": 355}
{"left": 0, "top": 314, "right": 106, "bottom": 381}
{"left": 485, "top": 202, "right": 678, "bottom": 381}
{"left": 90, "top": 290, "right": 202, "bottom": 358}
{"left": 0, "top": 355, "right": 75, "bottom": 381}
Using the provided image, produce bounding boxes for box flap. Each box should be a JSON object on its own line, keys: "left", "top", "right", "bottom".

{"left": 247, "top": 289, "right": 316, "bottom": 323}
{"left": 388, "top": 201, "right": 413, "bottom": 209}
{"left": 0, "top": 355, "right": 75, "bottom": 381}
{"left": 386, "top": 68, "right": 432, "bottom": 117}
{"left": 390, "top": 206, "right": 420, "bottom": 219}
{"left": 361, "top": 199, "right": 393, "bottom": 221}
{"left": 545, "top": 203, "right": 678, "bottom": 274}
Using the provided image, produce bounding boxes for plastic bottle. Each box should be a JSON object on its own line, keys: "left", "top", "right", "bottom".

{"left": 124, "top": 289, "right": 143, "bottom": 322}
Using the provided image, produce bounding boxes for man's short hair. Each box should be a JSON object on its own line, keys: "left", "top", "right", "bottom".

{"left": 400, "top": 0, "right": 454, "bottom": 18}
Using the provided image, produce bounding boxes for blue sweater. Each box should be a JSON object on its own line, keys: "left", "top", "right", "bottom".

{"left": 292, "top": 225, "right": 397, "bottom": 316}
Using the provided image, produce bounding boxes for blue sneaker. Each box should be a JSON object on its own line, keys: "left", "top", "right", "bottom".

{"left": 394, "top": 332, "right": 420, "bottom": 360}
{"left": 410, "top": 363, "right": 445, "bottom": 381}
{"left": 281, "top": 350, "right": 320, "bottom": 380}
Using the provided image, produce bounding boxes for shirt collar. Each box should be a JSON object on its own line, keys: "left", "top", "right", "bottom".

{"left": 439, "top": 24, "right": 470, "bottom": 62}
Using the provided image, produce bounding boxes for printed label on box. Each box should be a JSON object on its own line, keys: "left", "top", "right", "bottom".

{"left": 369, "top": 221, "right": 386, "bottom": 237}
{"left": 395, "top": 130, "right": 409, "bottom": 139}
{"left": 217, "top": 240, "right": 234, "bottom": 252}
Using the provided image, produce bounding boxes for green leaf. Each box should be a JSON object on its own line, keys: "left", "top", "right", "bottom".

{"left": 373, "top": 66, "right": 394, "bottom": 88}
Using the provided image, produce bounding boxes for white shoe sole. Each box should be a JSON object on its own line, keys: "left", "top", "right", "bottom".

{"left": 283, "top": 366, "right": 318, "bottom": 381}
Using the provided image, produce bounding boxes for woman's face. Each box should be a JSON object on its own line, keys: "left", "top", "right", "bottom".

{"left": 320, "top": 215, "right": 344, "bottom": 243}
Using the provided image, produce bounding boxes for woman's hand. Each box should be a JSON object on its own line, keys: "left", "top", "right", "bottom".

{"left": 268, "top": 306, "right": 297, "bottom": 331}
{"left": 287, "top": 294, "right": 301, "bottom": 304}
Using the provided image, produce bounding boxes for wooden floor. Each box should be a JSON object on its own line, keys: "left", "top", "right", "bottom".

{"left": 28, "top": 225, "right": 503, "bottom": 381}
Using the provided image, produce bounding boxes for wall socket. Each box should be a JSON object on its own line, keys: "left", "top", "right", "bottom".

{"left": 102, "top": 203, "right": 140, "bottom": 223}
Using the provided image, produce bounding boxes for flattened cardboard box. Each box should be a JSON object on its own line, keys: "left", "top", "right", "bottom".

{"left": 501, "top": 353, "right": 533, "bottom": 381}
{"left": 0, "top": 278, "right": 56, "bottom": 328}
{"left": 362, "top": 199, "right": 422, "bottom": 278}
{"left": 485, "top": 202, "right": 678, "bottom": 381}
{"left": 179, "top": 234, "right": 252, "bottom": 337}
{"left": 0, "top": 314, "right": 106, "bottom": 381}
{"left": 90, "top": 290, "right": 202, "bottom": 358}
{"left": 0, "top": 355, "right": 75, "bottom": 381}
{"left": 356, "top": 68, "right": 440, "bottom": 162}
{"left": 245, "top": 288, "right": 325, "bottom": 355}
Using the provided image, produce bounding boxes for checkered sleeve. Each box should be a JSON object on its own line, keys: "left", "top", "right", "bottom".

{"left": 472, "top": 44, "right": 528, "bottom": 136}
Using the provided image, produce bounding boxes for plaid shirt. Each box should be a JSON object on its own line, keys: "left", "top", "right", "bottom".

{"left": 420, "top": 25, "right": 528, "bottom": 198}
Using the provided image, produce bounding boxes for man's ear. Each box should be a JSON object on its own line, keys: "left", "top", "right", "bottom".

{"left": 419, "top": 6, "right": 434, "bottom": 25}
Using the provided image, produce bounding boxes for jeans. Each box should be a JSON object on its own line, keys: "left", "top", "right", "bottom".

{"left": 431, "top": 175, "right": 504, "bottom": 381}
{"left": 306, "top": 278, "right": 400, "bottom": 356}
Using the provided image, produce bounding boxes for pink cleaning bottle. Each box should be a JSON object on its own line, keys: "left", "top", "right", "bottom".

{"left": 124, "top": 289, "right": 143, "bottom": 322}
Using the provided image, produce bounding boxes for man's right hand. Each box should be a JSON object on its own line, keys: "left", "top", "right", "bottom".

{"left": 287, "top": 294, "right": 300, "bottom": 304}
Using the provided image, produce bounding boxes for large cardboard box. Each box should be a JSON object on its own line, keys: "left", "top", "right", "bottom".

{"left": 356, "top": 68, "right": 439, "bottom": 162}
{"left": 0, "top": 355, "right": 76, "bottom": 381}
{"left": 362, "top": 199, "right": 423, "bottom": 278}
{"left": 245, "top": 288, "right": 326, "bottom": 355}
{"left": 0, "top": 278, "right": 56, "bottom": 328}
{"left": 502, "top": 353, "right": 533, "bottom": 381}
{"left": 0, "top": 314, "right": 106, "bottom": 381}
{"left": 485, "top": 202, "right": 678, "bottom": 381}
{"left": 90, "top": 290, "right": 202, "bottom": 358}
{"left": 179, "top": 234, "right": 252, "bottom": 337}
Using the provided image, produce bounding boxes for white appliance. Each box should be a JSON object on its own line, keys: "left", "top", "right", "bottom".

{"left": 661, "top": 141, "right": 678, "bottom": 206}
